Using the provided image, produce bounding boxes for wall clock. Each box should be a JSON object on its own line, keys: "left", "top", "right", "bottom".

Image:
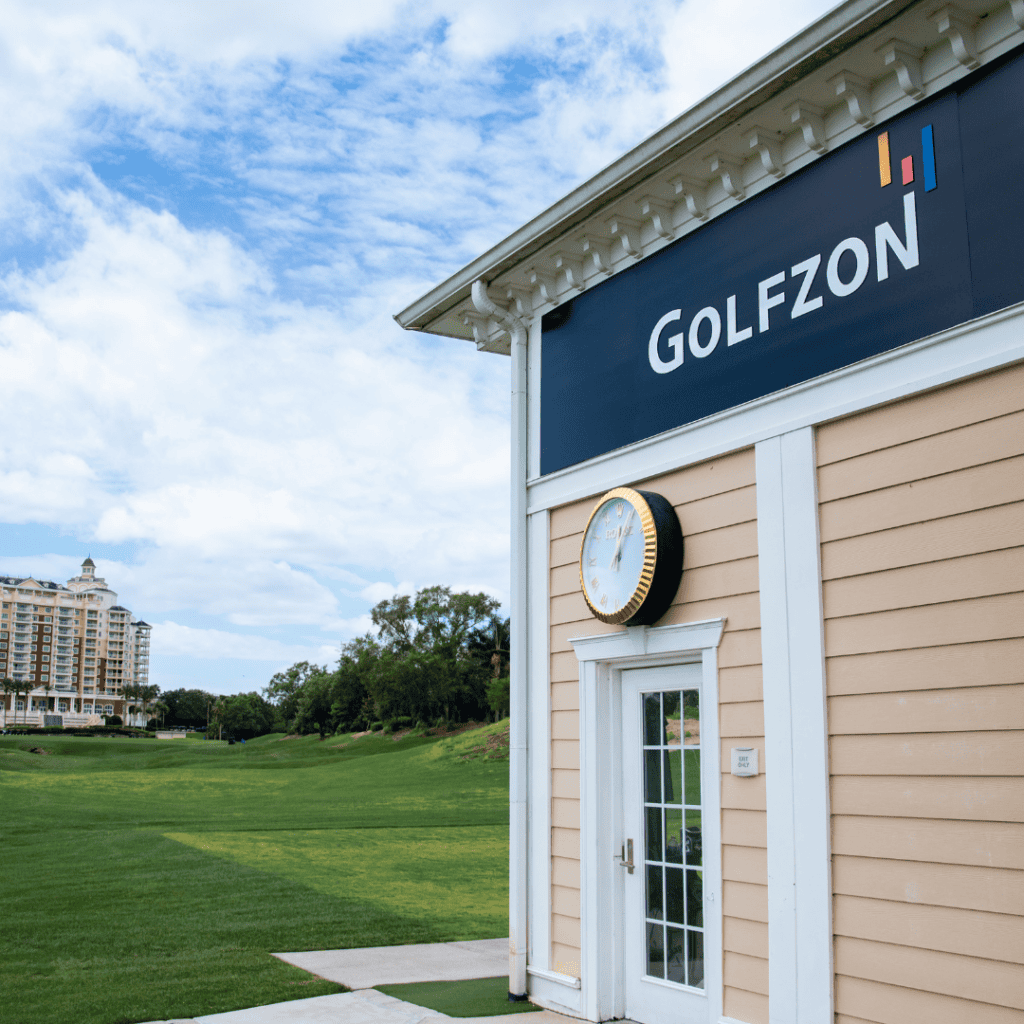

{"left": 578, "top": 486, "right": 684, "bottom": 626}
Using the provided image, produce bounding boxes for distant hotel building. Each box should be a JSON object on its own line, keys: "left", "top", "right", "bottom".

{"left": 1, "top": 558, "right": 151, "bottom": 724}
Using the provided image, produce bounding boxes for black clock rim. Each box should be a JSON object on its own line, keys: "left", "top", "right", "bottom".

{"left": 622, "top": 489, "right": 684, "bottom": 627}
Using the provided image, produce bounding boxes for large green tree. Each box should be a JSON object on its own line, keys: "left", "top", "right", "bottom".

{"left": 263, "top": 662, "right": 322, "bottom": 728}
{"left": 162, "top": 688, "right": 216, "bottom": 729}
{"left": 219, "top": 692, "right": 278, "bottom": 739}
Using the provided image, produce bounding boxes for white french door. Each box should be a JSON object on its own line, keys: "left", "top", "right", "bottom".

{"left": 620, "top": 662, "right": 716, "bottom": 1024}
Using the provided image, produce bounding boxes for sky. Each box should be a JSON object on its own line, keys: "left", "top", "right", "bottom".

{"left": 0, "top": 0, "right": 837, "bottom": 696}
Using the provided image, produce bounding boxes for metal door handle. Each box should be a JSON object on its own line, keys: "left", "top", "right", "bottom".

{"left": 618, "top": 839, "right": 635, "bottom": 874}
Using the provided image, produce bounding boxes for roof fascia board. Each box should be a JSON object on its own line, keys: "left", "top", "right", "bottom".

{"left": 395, "top": 0, "right": 916, "bottom": 333}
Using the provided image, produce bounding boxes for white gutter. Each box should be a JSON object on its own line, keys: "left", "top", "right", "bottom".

{"left": 471, "top": 280, "right": 529, "bottom": 999}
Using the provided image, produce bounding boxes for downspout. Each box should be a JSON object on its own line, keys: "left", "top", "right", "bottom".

{"left": 471, "top": 279, "right": 529, "bottom": 1001}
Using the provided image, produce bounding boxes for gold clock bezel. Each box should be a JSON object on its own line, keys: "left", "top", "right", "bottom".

{"left": 578, "top": 486, "right": 658, "bottom": 625}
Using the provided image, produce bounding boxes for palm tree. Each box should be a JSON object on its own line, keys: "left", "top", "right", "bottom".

{"left": 121, "top": 682, "right": 142, "bottom": 726}
{"left": 1, "top": 677, "right": 16, "bottom": 728}
{"left": 16, "top": 678, "right": 33, "bottom": 725}
{"left": 150, "top": 700, "right": 169, "bottom": 729}
{"left": 138, "top": 684, "right": 161, "bottom": 729}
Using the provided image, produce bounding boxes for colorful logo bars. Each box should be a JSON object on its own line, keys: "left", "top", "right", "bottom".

{"left": 878, "top": 125, "right": 936, "bottom": 191}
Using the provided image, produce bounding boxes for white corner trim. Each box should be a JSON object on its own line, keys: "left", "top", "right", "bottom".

{"left": 570, "top": 618, "right": 726, "bottom": 664}
{"left": 756, "top": 428, "right": 833, "bottom": 1024}
{"left": 527, "top": 966, "right": 582, "bottom": 989}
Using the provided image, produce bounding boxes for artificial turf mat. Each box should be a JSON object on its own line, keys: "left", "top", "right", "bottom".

{"left": 376, "top": 976, "right": 541, "bottom": 1017}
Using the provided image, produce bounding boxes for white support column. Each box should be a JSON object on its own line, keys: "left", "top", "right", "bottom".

{"left": 755, "top": 427, "right": 833, "bottom": 1024}
{"left": 526, "top": 507, "right": 551, "bottom": 977}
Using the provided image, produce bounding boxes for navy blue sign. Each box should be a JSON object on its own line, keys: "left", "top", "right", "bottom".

{"left": 541, "top": 49, "right": 1024, "bottom": 475}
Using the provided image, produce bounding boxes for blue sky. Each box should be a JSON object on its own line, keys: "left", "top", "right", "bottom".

{"left": 0, "top": 0, "right": 835, "bottom": 695}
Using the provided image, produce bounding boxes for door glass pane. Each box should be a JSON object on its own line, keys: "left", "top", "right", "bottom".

{"left": 647, "top": 922, "right": 665, "bottom": 979}
{"left": 687, "top": 930, "right": 704, "bottom": 989}
{"left": 642, "top": 685, "right": 703, "bottom": 990}
{"left": 663, "top": 749, "right": 682, "bottom": 804}
{"left": 666, "top": 926, "right": 687, "bottom": 985}
{"left": 646, "top": 806, "right": 663, "bottom": 859}
{"left": 646, "top": 864, "right": 663, "bottom": 919}
{"left": 665, "top": 866, "right": 684, "bottom": 924}
{"left": 664, "top": 806, "right": 683, "bottom": 864}
{"left": 644, "top": 693, "right": 662, "bottom": 746}
{"left": 685, "top": 810, "right": 702, "bottom": 866}
{"left": 684, "top": 749, "right": 700, "bottom": 805}
{"left": 644, "top": 750, "right": 661, "bottom": 803}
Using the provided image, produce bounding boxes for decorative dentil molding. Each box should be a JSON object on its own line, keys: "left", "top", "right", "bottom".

{"left": 707, "top": 152, "right": 746, "bottom": 199}
{"left": 828, "top": 69, "right": 876, "bottom": 127}
{"left": 784, "top": 100, "right": 828, "bottom": 153}
{"left": 747, "top": 127, "right": 787, "bottom": 179}
{"left": 876, "top": 38, "right": 926, "bottom": 99}
{"left": 670, "top": 175, "right": 709, "bottom": 222}
{"left": 931, "top": 4, "right": 981, "bottom": 68}
{"left": 607, "top": 214, "right": 644, "bottom": 259}
{"left": 637, "top": 195, "right": 676, "bottom": 241}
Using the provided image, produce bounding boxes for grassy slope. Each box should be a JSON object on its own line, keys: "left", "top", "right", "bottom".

{"left": 0, "top": 725, "right": 510, "bottom": 1024}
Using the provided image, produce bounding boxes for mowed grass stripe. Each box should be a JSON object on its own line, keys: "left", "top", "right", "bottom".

{"left": 165, "top": 826, "right": 507, "bottom": 933}
{"left": 0, "top": 724, "right": 510, "bottom": 1024}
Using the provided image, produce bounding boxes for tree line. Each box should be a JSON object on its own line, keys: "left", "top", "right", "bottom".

{"left": 89, "top": 586, "right": 509, "bottom": 740}
{"left": 264, "top": 586, "right": 510, "bottom": 738}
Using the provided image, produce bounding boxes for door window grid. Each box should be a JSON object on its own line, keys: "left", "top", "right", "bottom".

{"left": 642, "top": 688, "right": 704, "bottom": 990}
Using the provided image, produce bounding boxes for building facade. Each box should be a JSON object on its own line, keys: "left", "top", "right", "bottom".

{"left": 1, "top": 558, "right": 152, "bottom": 726}
{"left": 397, "top": 2, "right": 1024, "bottom": 1022}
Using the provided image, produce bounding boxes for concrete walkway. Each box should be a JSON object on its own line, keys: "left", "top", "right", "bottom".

{"left": 139, "top": 938, "right": 579, "bottom": 1024}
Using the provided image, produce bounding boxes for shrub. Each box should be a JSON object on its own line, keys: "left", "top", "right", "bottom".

{"left": 386, "top": 716, "right": 414, "bottom": 732}
{"left": 104, "top": 715, "right": 123, "bottom": 726}
{"left": 370, "top": 720, "right": 384, "bottom": 732}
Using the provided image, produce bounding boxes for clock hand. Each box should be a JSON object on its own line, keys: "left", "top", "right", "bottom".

{"left": 609, "top": 507, "right": 635, "bottom": 570}
{"left": 609, "top": 526, "right": 623, "bottom": 570}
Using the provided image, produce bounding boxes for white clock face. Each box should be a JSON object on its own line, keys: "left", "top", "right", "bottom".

{"left": 581, "top": 494, "right": 647, "bottom": 619}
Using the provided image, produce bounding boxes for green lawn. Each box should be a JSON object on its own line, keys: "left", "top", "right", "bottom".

{"left": 0, "top": 725, "right": 510, "bottom": 1024}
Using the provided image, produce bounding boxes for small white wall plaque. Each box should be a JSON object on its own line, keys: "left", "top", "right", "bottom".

{"left": 731, "top": 747, "right": 758, "bottom": 777}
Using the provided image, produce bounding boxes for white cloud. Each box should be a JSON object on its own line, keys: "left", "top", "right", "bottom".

{"left": 0, "top": 0, "right": 838, "bottom": 691}
{"left": 152, "top": 620, "right": 339, "bottom": 665}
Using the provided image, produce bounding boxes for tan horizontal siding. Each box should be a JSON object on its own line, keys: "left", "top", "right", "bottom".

{"left": 832, "top": 855, "right": 1024, "bottom": 915}
{"left": 547, "top": 447, "right": 764, "bottom": 992}
{"left": 828, "top": 684, "right": 1024, "bottom": 735}
{"left": 724, "top": 880, "right": 769, "bottom": 923}
{"left": 550, "top": 769, "right": 579, "bottom": 800}
{"left": 722, "top": 808, "right": 768, "bottom": 848}
{"left": 833, "top": 895, "right": 1024, "bottom": 963}
{"left": 821, "top": 501, "right": 1024, "bottom": 579}
{"left": 550, "top": 710, "right": 578, "bottom": 741}
{"left": 819, "top": 454, "right": 1024, "bottom": 543}
{"left": 551, "top": 884, "right": 580, "bottom": 919}
{"left": 830, "top": 731, "right": 1024, "bottom": 776}
{"left": 724, "top": 917, "right": 770, "bottom": 957}
{"left": 831, "top": 775, "right": 1024, "bottom": 822}
{"left": 817, "top": 408, "right": 1024, "bottom": 502}
{"left": 833, "top": 936, "right": 1024, "bottom": 1010}
{"left": 723, "top": 844, "right": 768, "bottom": 885}
{"left": 551, "top": 914, "right": 581, "bottom": 949}
{"left": 816, "top": 362, "right": 1024, "bottom": 466}
{"left": 823, "top": 548, "right": 1024, "bottom": 617}
{"left": 723, "top": 986, "right": 768, "bottom": 1024}
{"left": 824, "top": 592, "right": 1024, "bottom": 656}
{"left": 551, "top": 856, "right": 580, "bottom": 889}
{"left": 724, "top": 951, "right": 769, "bottom": 995}
{"left": 820, "top": 365, "right": 1024, "bottom": 1024}
{"left": 825, "top": 638, "right": 1024, "bottom": 696}
{"left": 719, "top": 664, "right": 764, "bottom": 704}
{"left": 551, "top": 942, "right": 580, "bottom": 977}
{"left": 831, "top": 817, "right": 1024, "bottom": 870}
{"left": 834, "top": 975, "right": 1024, "bottom": 1024}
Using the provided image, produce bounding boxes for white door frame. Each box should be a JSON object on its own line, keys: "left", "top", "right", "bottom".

{"left": 570, "top": 618, "right": 726, "bottom": 1023}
